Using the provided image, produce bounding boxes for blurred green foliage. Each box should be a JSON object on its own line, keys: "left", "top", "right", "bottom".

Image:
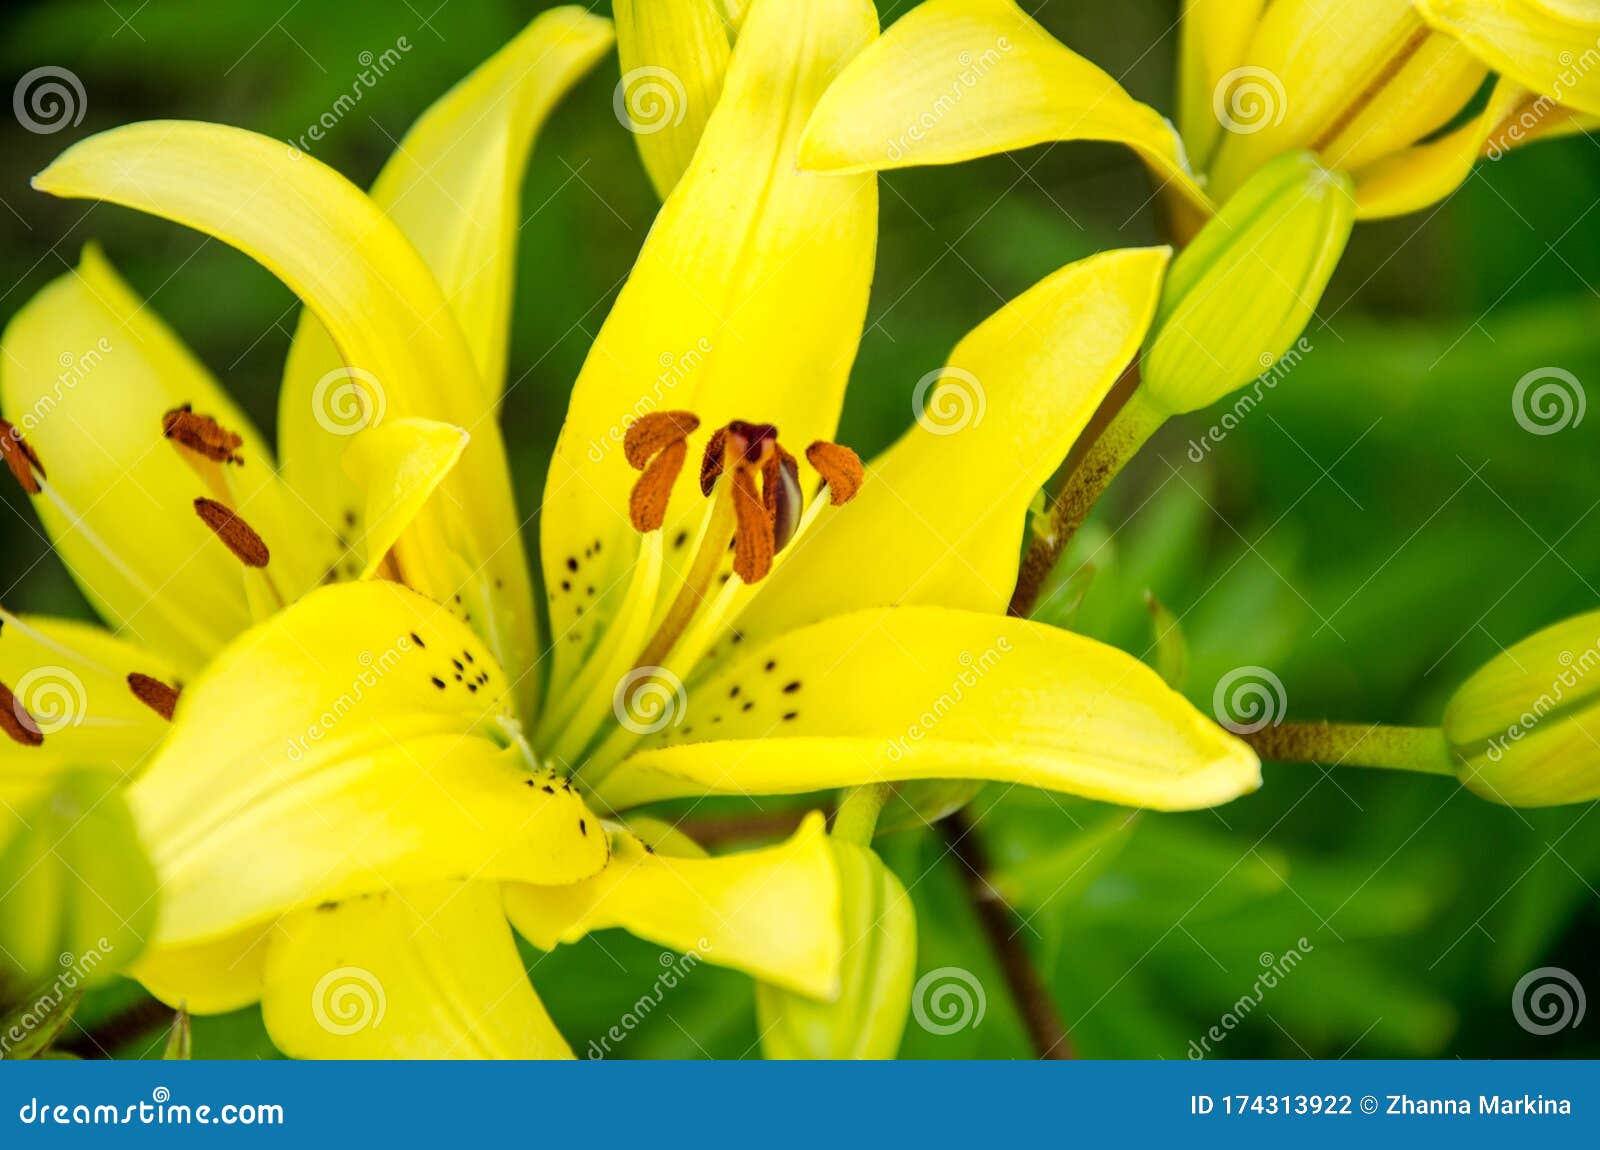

{"left": 2, "top": 0, "right": 1598, "bottom": 1060}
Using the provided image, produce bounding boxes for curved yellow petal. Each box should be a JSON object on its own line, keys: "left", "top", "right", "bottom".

{"left": 735, "top": 247, "right": 1169, "bottom": 646}
{"left": 33, "top": 122, "right": 541, "bottom": 714}
{"left": 129, "top": 581, "right": 606, "bottom": 948}
{"left": 615, "top": 0, "right": 731, "bottom": 198}
{"left": 1178, "top": 0, "right": 1270, "bottom": 171}
{"left": 505, "top": 811, "right": 841, "bottom": 998}
{"left": 133, "top": 925, "right": 273, "bottom": 1014}
{"left": 799, "top": 0, "right": 1210, "bottom": 212}
{"left": 262, "top": 881, "right": 571, "bottom": 1059}
{"left": 541, "top": 0, "right": 876, "bottom": 691}
{"left": 341, "top": 419, "right": 469, "bottom": 580}
{"left": 0, "top": 247, "right": 314, "bottom": 667}
{"left": 0, "top": 613, "right": 176, "bottom": 780}
{"left": 1417, "top": 0, "right": 1600, "bottom": 116}
{"left": 597, "top": 607, "right": 1260, "bottom": 811}
{"left": 1350, "top": 76, "right": 1530, "bottom": 217}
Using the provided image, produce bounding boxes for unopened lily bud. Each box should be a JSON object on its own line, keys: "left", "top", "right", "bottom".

{"left": 1141, "top": 152, "right": 1353, "bottom": 418}
{"left": 1443, "top": 610, "right": 1600, "bottom": 807}
{"left": 756, "top": 841, "right": 915, "bottom": 1059}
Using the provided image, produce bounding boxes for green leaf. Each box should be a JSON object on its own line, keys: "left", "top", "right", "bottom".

{"left": 162, "top": 1008, "right": 191, "bottom": 1060}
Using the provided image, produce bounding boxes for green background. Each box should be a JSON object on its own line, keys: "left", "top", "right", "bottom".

{"left": 2, "top": 0, "right": 1598, "bottom": 1059}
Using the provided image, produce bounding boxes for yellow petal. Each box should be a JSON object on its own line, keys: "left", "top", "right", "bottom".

{"left": 1417, "top": 0, "right": 1600, "bottom": 116}
{"left": 33, "top": 122, "right": 541, "bottom": 713}
{"left": 0, "top": 247, "right": 314, "bottom": 667}
{"left": 133, "top": 925, "right": 273, "bottom": 1014}
{"left": 1350, "top": 76, "right": 1530, "bottom": 217}
{"left": 1204, "top": 0, "right": 1443, "bottom": 200}
{"left": 615, "top": 0, "right": 731, "bottom": 197}
{"left": 540, "top": 0, "right": 876, "bottom": 692}
{"left": 340, "top": 419, "right": 469, "bottom": 580}
{"left": 1177, "top": 0, "right": 1270, "bottom": 170}
{"left": 505, "top": 811, "right": 842, "bottom": 998}
{"left": 0, "top": 612, "right": 175, "bottom": 779}
{"left": 129, "top": 581, "right": 606, "bottom": 948}
{"left": 262, "top": 881, "right": 571, "bottom": 1059}
{"left": 597, "top": 607, "right": 1260, "bottom": 811}
{"left": 798, "top": 0, "right": 1210, "bottom": 212}
{"left": 735, "top": 247, "right": 1169, "bottom": 645}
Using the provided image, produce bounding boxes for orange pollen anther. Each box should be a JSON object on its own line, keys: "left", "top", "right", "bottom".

{"left": 0, "top": 680, "right": 43, "bottom": 747}
{"left": 805, "top": 441, "right": 864, "bottom": 506}
{"left": 164, "top": 404, "right": 244, "bottom": 465}
{"left": 127, "top": 672, "right": 181, "bottom": 721}
{"left": 625, "top": 411, "right": 700, "bottom": 533}
{"left": 0, "top": 418, "right": 45, "bottom": 495}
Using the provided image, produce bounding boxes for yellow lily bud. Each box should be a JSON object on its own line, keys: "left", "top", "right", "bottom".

{"left": 756, "top": 841, "right": 916, "bottom": 1059}
{"left": 1443, "top": 610, "right": 1600, "bottom": 807}
{"left": 614, "top": 0, "right": 732, "bottom": 199}
{"left": 1141, "top": 152, "right": 1353, "bottom": 419}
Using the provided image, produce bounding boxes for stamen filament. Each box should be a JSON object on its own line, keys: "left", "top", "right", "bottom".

{"left": 636, "top": 477, "right": 737, "bottom": 671}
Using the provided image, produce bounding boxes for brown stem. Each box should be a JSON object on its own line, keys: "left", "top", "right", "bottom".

{"left": 1008, "top": 382, "right": 1164, "bottom": 619}
{"left": 61, "top": 995, "right": 171, "bottom": 1058}
{"left": 940, "top": 810, "right": 1073, "bottom": 1059}
{"left": 675, "top": 806, "right": 818, "bottom": 848}
{"left": 1243, "top": 721, "right": 1456, "bottom": 776}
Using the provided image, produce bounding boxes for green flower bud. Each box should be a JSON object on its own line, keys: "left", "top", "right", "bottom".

{"left": 1142, "top": 152, "right": 1354, "bottom": 417}
{"left": 756, "top": 841, "right": 915, "bottom": 1059}
{"left": 1443, "top": 610, "right": 1600, "bottom": 807}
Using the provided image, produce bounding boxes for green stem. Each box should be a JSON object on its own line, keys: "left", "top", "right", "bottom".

{"left": 1243, "top": 721, "right": 1457, "bottom": 777}
{"left": 831, "top": 783, "right": 891, "bottom": 846}
{"left": 1009, "top": 387, "right": 1166, "bottom": 619}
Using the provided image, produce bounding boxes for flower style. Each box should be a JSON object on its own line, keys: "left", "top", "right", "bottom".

{"left": 795, "top": 0, "right": 1600, "bottom": 221}
{"left": 3, "top": 0, "right": 1262, "bottom": 1058}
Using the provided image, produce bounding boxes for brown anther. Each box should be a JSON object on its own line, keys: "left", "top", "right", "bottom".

{"left": 731, "top": 465, "right": 775, "bottom": 583}
{"left": 806, "top": 441, "right": 864, "bottom": 505}
{"left": 699, "top": 426, "right": 729, "bottom": 495}
{"left": 629, "top": 438, "right": 688, "bottom": 533}
{"left": 127, "top": 673, "right": 180, "bottom": 721}
{"left": 763, "top": 446, "right": 802, "bottom": 553}
{"left": 623, "top": 411, "right": 699, "bottom": 471}
{"left": 0, "top": 681, "right": 43, "bottom": 747}
{"left": 0, "top": 417, "right": 45, "bottom": 495}
{"left": 193, "top": 498, "right": 270, "bottom": 568}
{"left": 163, "top": 404, "right": 244, "bottom": 465}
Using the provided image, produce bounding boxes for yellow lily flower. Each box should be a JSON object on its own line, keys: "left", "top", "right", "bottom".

{"left": 797, "top": 0, "right": 1600, "bottom": 221}
{"left": 9, "top": 0, "right": 1257, "bottom": 1058}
